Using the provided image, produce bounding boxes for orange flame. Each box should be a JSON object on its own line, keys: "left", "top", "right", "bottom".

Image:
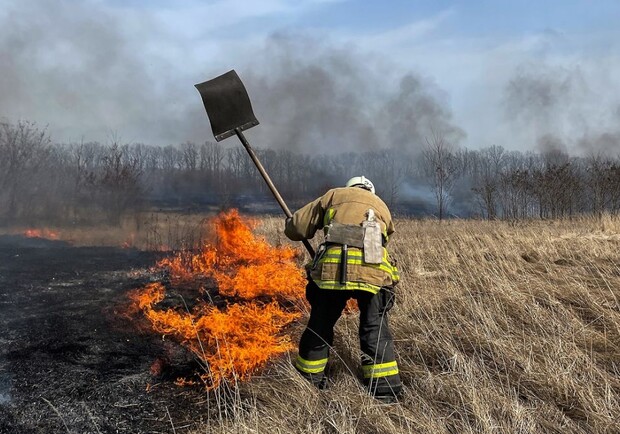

{"left": 159, "top": 209, "right": 306, "bottom": 299}
{"left": 127, "top": 210, "right": 307, "bottom": 390}
{"left": 23, "top": 228, "right": 60, "bottom": 239}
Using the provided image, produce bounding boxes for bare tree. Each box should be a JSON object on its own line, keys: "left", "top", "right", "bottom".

{"left": 97, "top": 143, "right": 143, "bottom": 225}
{"left": 0, "top": 121, "right": 51, "bottom": 222}
{"left": 67, "top": 142, "right": 100, "bottom": 221}
{"left": 180, "top": 141, "right": 199, "bottom": 172}
{"left": 422, "top": 130, "right": 458, "bottom": 220}
{"left": 471, "top": 146, "right": 507, "bottom": 219}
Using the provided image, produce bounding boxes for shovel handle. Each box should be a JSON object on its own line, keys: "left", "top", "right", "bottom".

{"left": 234, "top": 128, "right": 315, "bottom": 257}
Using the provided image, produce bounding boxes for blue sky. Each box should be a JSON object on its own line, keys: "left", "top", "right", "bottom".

{"left": 1, "top": 0, "right": 619, "bottom": 152}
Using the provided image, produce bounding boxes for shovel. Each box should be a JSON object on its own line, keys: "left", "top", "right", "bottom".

{"left": 195, "top": 70, "right": 315, "bottom": 257}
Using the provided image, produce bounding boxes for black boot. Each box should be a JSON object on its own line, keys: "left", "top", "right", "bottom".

{"left": 295, "top": 368, "right": 328, "bottom": 390}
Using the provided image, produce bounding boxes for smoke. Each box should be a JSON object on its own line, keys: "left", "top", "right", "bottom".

{"left": 503, "top": 63, "right": 584, "bottom": 153}
{"left": 396, "top": 181, "right": 436, "bottom": 215}
{"left": 383, "top": 74, "right": 464, "bottom": 149}
{"left": 0, "top": 0, "right": 202, "bottom": 144}
{"left": 536, "top": 134, "right": 569, "bottom": 164}
{"left": 242, "top": 35, "right": 464, "bottom": 154}
{"left": 241, "top": 35, "right": 382, "bottom": 153}
{"left": 504, "top": 65, "right": 580, "bottom": 124}
{"left": 503, "top": 62, "right": 620, "bottom": 156}
{"left": 577, "top": 131, "right": 620, "bottom": 156}
{"left": 0, "top": 1, "right": 462, "bottom": 154}
{"left": 2, "top": 0, "right": 619, "bottom": 159}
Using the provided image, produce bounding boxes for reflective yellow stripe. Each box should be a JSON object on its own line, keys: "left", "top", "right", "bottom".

{"left": 322, "top": 247, "right": 393, "bottom": 263}
{"left": 391, "top": 268, "right": 400, "bottom": 281}
{"left": 362, "top": 361, "right": 399, "bottom": 378}
{"left": 295, "top": 356, "right": 328, "bottom": 374}
{"left": 323, "top": 208, "right": 335, "bottom": 229}
{"left": 315, "top": 245, "right": 400, "bottom": 293}
{"left": 322, "top": 260, "right": 396, "bottom": 278}
{"left": 323, "top": 248, "right": 393, "bottom": 264}
{"left": 313, "top": 280, "right": 381, "bottom": 294}
{"left": 321, "top": 256, "right": 395, "bottom": 275}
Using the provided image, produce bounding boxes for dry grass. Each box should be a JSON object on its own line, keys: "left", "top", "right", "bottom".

{"left": 189, "top": 214, "right": 620, "bottom": 434}
{"left": 6, "top": 212, "right": 620, "bottom": 432}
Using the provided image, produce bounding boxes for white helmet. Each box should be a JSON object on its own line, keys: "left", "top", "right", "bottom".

{"left": 345, "top": 176, "right": 375, "bottom": 194}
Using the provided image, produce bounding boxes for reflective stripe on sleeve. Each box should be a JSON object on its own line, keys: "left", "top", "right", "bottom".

{"left": 295, "top": 355, "right": 328, "bottom": 374}
{"left": 391, "top": 267, "right": 400, "bottom": 282}
{"left": 361, "top": 361, "right": 399, "bottom": 378}
{"left": 323, "top": 208, "right": 335, "bottom": 227}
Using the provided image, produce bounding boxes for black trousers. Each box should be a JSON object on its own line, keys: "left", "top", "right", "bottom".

{"left": 295, "top": 280, "right": 402, "bottom": 398}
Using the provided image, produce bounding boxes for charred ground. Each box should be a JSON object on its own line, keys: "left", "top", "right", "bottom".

{"left": 0, "top": 236, "right": 212, "bottom": 433}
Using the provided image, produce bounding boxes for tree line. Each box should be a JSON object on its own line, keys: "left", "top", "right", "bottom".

{"left": 1, "top": 120, "right": 619, "bottom": 226}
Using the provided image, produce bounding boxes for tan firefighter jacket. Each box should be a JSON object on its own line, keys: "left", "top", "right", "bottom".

{"left": 285, "top": 187, "right": 400, "bottom": 294}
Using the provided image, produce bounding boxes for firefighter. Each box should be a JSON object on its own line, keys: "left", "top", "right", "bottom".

{"left": 284, "top": 176, "right": 402, "bottom": 402}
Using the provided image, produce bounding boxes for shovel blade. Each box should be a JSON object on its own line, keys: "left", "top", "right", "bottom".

{"left": 195, "top": 70, "right": 259, "bottom": 142}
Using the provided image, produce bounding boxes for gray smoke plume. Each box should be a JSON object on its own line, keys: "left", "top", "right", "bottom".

{"left": 503, "top": 63, "right": 584, "bottom": 147}
{"left": 503, "top": 62, "right": 620, "bottom": 155}
{"left": 577, "top": 131, "right": 620, "bottom": 156}
{"left": 241, "top": 34, "right": 382, "bottom": 153}
{"left": 536, "top": 134, "right": 570, "bottom": 165}
{"left": 383, "top": 73, "right": 465, "bottom": 149}
{"left": 0, "top": 1, "right": 462, "bottom": 154}
{"left": 0, "top": 0, "right": 201, "bottom": 144}
{"left": 238, "top": 34, "right": 464, "bottom": 154}
{"left": 505, "top": 66, "right": 578, "bottom": 121}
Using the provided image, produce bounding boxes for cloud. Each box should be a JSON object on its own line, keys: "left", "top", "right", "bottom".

{"left": 361, "top": 8, "right": 455, "bottom": 51}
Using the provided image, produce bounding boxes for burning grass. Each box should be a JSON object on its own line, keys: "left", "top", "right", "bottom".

{"left": 127, "top": 210, "right": 306, "bottom": 390}
{"left": 23, "top": 228, "right": 60, "bottom": 239}
{"left": 158, "top": 209, "right": 306, "bottom": 300}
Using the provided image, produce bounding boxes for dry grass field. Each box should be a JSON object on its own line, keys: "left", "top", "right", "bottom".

{"left": 198, "top": 215, "right": 620, "bottom": 434}
{"left": 3, "top": 213, "right": 619, "bottom": 433}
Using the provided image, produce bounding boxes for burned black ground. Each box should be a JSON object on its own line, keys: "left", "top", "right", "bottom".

{"left": 0, "top": 236, "right": 213, "bottom": 433}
